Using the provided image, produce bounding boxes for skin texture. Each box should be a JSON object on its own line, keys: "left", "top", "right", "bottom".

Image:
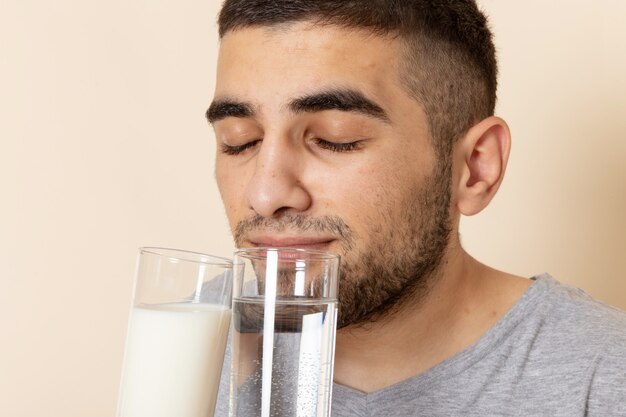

{"left": 210, "top": 22, "right": 531, "bottom": 393}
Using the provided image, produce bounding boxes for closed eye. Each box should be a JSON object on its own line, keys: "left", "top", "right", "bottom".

{"left": 314, "top": 138, "right": 363, "bottom": 152}
{"left": 220, "top": 140, "right": 261, "bottom": 155}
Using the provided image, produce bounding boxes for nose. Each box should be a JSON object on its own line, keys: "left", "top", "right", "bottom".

{"left": 245, "top": 138, "right": 312, "bottom": 218}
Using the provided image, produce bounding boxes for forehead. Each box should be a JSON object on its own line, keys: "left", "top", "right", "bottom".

{"left": 214, "top": 23, "right": 406, "bottom": 109}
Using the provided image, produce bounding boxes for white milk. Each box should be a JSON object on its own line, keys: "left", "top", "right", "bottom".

{"left": 118, "top": 303, "right": 231, "bottom": 417}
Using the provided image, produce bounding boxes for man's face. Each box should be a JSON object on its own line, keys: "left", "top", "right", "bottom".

{"left": 210, "top": 23, "right": 452, "bottom": 327}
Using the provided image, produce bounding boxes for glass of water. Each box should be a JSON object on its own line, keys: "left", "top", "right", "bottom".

{"left": 231, "top": 248, "right": 340, "bottom": 417}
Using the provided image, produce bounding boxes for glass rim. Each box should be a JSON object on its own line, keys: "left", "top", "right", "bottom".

{"left": 234, "top": 246, "right": 340, "bottom": 261}
{"left": 139, "top": 247, "right": 233, "bottom": 267}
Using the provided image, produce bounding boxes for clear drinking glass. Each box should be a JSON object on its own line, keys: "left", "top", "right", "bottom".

{"left": 117, "top": 247, "right": 234, "bottom": 417}
{"left": 231, "top": 248, "right": 340, "bottom": 417}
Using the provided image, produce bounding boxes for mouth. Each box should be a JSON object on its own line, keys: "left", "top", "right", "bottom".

{"left": 246, "top": 236, "right": 336, "bottom": 251}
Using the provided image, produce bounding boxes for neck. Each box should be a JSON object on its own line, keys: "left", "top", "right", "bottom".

{"left": 333, "top": 244, "right": 530, "bottom": 393}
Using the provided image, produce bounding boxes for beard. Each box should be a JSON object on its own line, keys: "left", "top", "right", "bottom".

{"left": 233, "top": 159, "right": 452, "bottom": 329}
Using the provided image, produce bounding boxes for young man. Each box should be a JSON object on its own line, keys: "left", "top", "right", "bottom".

{"left": 208, "top": 1, "right": 626, "bottom": 415}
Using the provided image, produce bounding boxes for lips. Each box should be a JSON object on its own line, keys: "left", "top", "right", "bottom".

{"left": 247, "top": 236, "right": 335, "bottom": 250}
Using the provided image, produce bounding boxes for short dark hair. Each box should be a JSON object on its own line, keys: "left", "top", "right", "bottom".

{"left": 217, "top": 0, "right": 497, "bottom": 159}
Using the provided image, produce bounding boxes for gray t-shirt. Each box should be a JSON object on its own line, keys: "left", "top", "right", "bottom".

{"left": 215, "top": 274, "right": 626, "bottom": 416}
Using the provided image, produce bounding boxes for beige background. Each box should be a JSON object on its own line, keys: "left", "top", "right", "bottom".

{"left": 1, "top": 1, "right": 624, "bottom": 416}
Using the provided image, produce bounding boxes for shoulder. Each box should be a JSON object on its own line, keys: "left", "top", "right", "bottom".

{"left": 533, "top": 273, "right": 626, "bottom": 351}
{"left": 531, "top": 274, "right": 626, "bottom": 401}
{"left": 506, "top": 275, "right": 626, "bottom": 414}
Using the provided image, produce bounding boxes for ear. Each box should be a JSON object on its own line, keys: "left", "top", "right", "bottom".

{"left": 453, "top": 116, "right": 511, "bottom": 216}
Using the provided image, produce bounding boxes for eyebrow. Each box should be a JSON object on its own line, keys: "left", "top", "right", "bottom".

{"left": 206, "top": 88, "right": 390, "bottom": 124}
{"left": 206, "top": 100, "right": 254, "bottom": 124}
{"left": 289, "top": 89, "right": 390, "bottom": 123}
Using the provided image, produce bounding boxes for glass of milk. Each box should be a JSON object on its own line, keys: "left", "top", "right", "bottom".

{"left": 231, "top": 248, "right": 340, "bottom": 417}
{"left": 117, "top": 247, "right": 235, "bottom": 417}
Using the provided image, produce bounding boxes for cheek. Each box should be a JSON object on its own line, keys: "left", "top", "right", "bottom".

{"left": 215, "top": 161, "right": 249, "bottom": 227}
{"left": 344, "top": 155, "right": 427, "bottom": 228}
{"left": 312, "top": 160, "right": 403, "bottom": 225}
